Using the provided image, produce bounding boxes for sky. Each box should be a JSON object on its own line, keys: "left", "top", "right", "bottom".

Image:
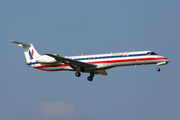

{"left": 0, "top": 0, "right": 180, "bottom": 120}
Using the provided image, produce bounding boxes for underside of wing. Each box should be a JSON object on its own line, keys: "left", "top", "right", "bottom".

{"left": 45, "top": 53, "right": 97, "bottom": 70}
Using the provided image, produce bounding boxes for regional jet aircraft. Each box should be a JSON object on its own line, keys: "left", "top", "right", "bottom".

{"left": 10, "top": 41, "right": 170, "bottom": 81}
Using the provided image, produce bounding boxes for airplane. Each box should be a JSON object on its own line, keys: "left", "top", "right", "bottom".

{"left": 10, "top": 41, "right": 170, "bottom": 81}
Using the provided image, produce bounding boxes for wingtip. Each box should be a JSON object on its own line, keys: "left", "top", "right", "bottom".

{"left": 9, "top": 40, "right": 16, "bottom": 43}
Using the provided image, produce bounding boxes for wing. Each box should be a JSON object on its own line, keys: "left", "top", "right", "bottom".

{"left": 45, "top": 53, "right": 97, "bottom": 70}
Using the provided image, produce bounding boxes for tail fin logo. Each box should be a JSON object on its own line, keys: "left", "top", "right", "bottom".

{"left": 29, "top": 49, "right": 34, "bottom": 60}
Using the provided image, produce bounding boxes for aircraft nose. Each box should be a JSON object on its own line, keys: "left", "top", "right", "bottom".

{"left": 165, "top": 58, "right": 170, "bottom": 62}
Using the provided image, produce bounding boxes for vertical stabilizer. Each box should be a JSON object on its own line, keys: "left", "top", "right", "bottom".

{"left": 10, "top": 41, "right": 41, "bottom": 63}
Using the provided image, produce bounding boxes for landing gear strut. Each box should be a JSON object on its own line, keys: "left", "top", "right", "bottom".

{"left": 156, "top": 61, "right": 168, "bottom": 72}
{"left": 87, "top": 72, "right": 94, "bottom": 81}
{"left": 156, "top": 64, "right": 161, "bottom": 72}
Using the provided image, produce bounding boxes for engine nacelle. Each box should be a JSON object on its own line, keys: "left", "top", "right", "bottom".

{"left": 35, "top": 55, "right": 58, "bottom": 64}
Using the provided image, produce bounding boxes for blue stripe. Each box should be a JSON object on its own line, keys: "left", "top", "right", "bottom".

{"left": 137, "top": 53, "right": 147, "bottom": 56}
{"left": 29, "top": 50, "right": 33, "bottom": 60}
{"left": 73, "top": 53, "right": 150, "bottom": 60}
{"left": 28, "top": 62, "right": 40, "bottom": 65}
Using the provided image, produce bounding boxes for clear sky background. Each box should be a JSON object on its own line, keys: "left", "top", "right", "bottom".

{"left": 0, "top": 0, "right": 179, "bottom": 120}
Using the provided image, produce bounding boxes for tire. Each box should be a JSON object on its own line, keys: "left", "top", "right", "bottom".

{"left": 75, "top": 72, "right": 81, "bottom": 77}
{"left": 156, "top": 68, "right": 160, "bottom": 72}
{"left": 87, "top": 76, "right": 93, "bottom": 81}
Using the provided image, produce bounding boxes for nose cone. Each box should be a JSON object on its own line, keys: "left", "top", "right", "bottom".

{"left": 165, "top": 57, "right": 170, "bottom": 62}
{"left": 160, "top": 56, "right": 170, "bottom": 63}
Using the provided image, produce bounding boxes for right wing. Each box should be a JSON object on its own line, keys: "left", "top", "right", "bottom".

{"left": 45, "top": 53, "right": 97, "bottom": 70}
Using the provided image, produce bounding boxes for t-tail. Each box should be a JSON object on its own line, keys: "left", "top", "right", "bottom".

{"left": 10, "top": 41, "right": 41, "bottom": 64}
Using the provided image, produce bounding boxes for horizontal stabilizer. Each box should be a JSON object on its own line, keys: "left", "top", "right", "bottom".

{"left": 10, "top": 41, "right": 30, "bottom": 46}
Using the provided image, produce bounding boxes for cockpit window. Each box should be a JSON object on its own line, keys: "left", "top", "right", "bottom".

{"left": 151, "top": 52, "right": 158, "bottom": 55}
{"left": 147, "top": 52, "right": 151, "bottom": 55}
{"left": 147, "top": 52, "right": 158, "bottom": 55}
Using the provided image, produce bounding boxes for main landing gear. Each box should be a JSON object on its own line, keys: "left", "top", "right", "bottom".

{"left": 75, "top": 68, "right": 95, "bottom": 81}
{"left": 87, "top": 72, "right": 94, "bottom": 81}
{"left": 75, "top": 67, "right": 84, "bottom": 77}
{"left": 75, "top": 71, "right": 81, "bottom": 77}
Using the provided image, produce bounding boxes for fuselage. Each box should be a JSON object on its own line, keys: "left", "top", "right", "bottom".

{"left": 10, "top": 41, "right": 170, "bottom": 81}
{"left": 29, "top": 51, "right": 169, "bottom": 72}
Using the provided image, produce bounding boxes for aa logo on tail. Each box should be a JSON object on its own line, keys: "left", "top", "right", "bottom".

{"left": 29, "top": 49, "right": 34, "bottom": 60}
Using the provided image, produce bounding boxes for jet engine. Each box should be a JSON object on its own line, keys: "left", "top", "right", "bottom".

{"left": 35, "top": 55, "right": 58, "bottom": 64}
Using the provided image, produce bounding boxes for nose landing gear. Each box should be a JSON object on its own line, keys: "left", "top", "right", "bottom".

{"left": 156, "top": 61, "right": 168, "bottom": 72}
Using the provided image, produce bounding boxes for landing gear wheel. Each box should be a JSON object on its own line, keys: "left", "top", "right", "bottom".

{"left": 87, "top": 76, "right": 93, "bottom": 81}
{"left": 156, "top": 68, "right": 160, "bottom": 72}
{"left": 75, "top": 72, "right": 81, "bottom": 77}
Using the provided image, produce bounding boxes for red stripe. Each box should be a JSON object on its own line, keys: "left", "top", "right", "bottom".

{"left": 34, "top": 64, "right": 67, "bottom": 69}
{"left": 31, "top": 49, "right": 34, "bottom": 57}
{"left": 34, "top": 57, "right": 168, "bottom": 69}
{"left": 88, "top": 57, "right": 168, "bottom": 64}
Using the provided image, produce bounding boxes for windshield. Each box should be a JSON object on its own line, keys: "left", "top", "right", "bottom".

{"left": 147, "top": 52, "right": 158, "bottom": 55}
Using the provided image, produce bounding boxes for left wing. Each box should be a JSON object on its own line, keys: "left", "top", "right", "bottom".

{"left": 45, "top": 53, "right": 97, "bottom": 70}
